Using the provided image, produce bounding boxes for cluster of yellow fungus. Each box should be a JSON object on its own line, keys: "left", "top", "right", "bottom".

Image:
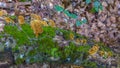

{"left": 30, "top": 14, "right": 48, "bottom": 26}
{"left": 30, "top": 14, "right": 44, "bottom": 37}
{"left": 69, "top": 33, "right": 74, "bottom": 40}
{"left": 88, "top": 44, "right": 99, "bottom": 55}
{"left": 30, "top": 20, "right": 43, "bottom": 38}
{"left": 48, "top": 19, "right": 56, "bottom": 27}
{"left": 107, "top": 51, "right": 112, "bottom": 57}
{"left": 80, "top": 39, "right": 87, "bottom": 44}
{"left": 30, "top": 13, "right": 57, "bottom": 37}
{"left": 4, "top": 17, "right": 15, "bottom": 24}
{"left": 0, "top": 10, "right": 14, "bottom": 24}
{"left": 18, "top": 15, "right": 25, "bottom": 25}
{"left": 40, "top": 20, "right": 48, "bottom": 26}
{"left": 75, "top": 38, "right": 87, "bottom": 44}
{"left": 3, "top": 12, "right": 56, "bottom": 37}
{"left": 30, "top": 14, "right": 41, "bottom": 20}
{"left": 30, "top": 13, "right": 56, "bottom": 27}
{"left": 99, "top": 51, "right": 112, "bottom": 57}
{"left": 75, "top": 38, "right": 80, "bottom": 43}
{"left": 0, "top": 10, "right": 7, "bottom": 16}
{"left": 99, "top": 51, "right": 104, "bottom": 56}
{"left": 0, "top": 10, "right": 4, "bottom": 16}
{"left": 71, "top": 65, "right": 84, "bottom": 68}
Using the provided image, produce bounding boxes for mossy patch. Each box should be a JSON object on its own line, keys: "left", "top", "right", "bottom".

{"left": 1, "top": 23, "right": 113, "bottom": 66}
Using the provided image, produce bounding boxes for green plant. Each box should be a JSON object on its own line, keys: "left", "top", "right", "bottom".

{"left": 97, "top": 42, "right": 112, "bottom": 52}
{"left": 4, "top": 24, "right": 33, "bottom": 46}
{"left": 85, "top": 0, "right": 103, "bottom": 13}
{"left": 9, "top": 15, "right": 17, "bottom": 20}
{"left": 82, "top": 61, "right": 98, "bottom": 68}
{"left": 1, "top": 22, "right": 113, "bottom": 66}
{"left": 40, "top": 26, "right": 56, "bottom": 38}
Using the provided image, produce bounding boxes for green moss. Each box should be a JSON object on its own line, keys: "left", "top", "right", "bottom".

{"left": 0, "top": 35, "right": 2, "bottom": 38}
{"left": 40, "top": 26, "right": 56, "bottom": 38}
{"left": 58, "top": 29, "right": 73, "bottom": 40}
{"left": 64, "top": 42, "right": 76, "bottom": 56}
{"left": 9, "top": 15, "right": 17, "bottom": 20}
{"left": 82, "top": 61, "right": 98, "bottom": 68}
{"left": 75, "top": 33, "right": 87, "bottom": 39}
{"left": 56, "top": 28, "right": 87, "bottom": 40}
{"left": 2, "top": 23, "right": 113, "bottom": 66}
{"left": 37, "top": 37, "right": 56, "bottom": 53}
{"left": 77, "top": 45, "right": 91, "bottom": 53}
{"left": 21, "top": 23, "right": 35, "bottom": 38}
{"left": 3, "top": 24, "right": 56, "bottom": 46}
{"left": 97, "top": 42, "right": 112, "bottom": 52}
{"left": 4, "top": 24, "right": 32, "bottom": 45}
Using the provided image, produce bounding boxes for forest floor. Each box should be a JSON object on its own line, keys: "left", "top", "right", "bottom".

{"left": 0, "top": 0, "right": 120, "bottom": 68}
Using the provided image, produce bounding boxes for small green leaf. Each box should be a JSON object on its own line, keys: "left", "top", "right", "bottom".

{"left": 54, "top": 5, "right": 64, "bottom": 12}
{"left": 9, "top": 15, "right": 17, "bottom": 20}
{"left": 69, "top": 13, "right": 77, "bottom": 19}
{"left": 93, "top": 1, "right": 101, "bottom": 12}
{"left": 51, "top": 48, "right": 58, "bottom": 57}
{"left": 86, "top": 0, "right": 91, "bottom": 4}
{"left": 29, "top": 58, "right": 35, "bottom": 63}
{"left": 94, "top": 7, "right": 99, "bottom": 12}
{"left": 90, "top": 7, "right": 96, "bottom": 13}
{"left": 76, "top": 20, "right": 82, "bottom": 27}
{"left": 63, "top": 10, "right": 71, "bottom": 17}
{"left": 94, "top": 1, "right": 100, "bottom": 8}
{"left": 63, "top": 10, "right": 77, "bottom": 18}
{"left": 99, "top": 4, "right": 103, "bottom": 10}
{"left": 12, "top": 45, "right": 19, "bottom": 53}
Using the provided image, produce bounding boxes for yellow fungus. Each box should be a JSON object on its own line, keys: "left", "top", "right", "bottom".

{"left": 18, "top": 15, "right": 25, "bottom": 25}
{"left": 0, "top": 10, "right": 7, "bottom": 16}
{"left": 4, "top": 17, "right": 14, "bottom": 24}
{"left": 40, "top": 20, "right": 48, "bottom": 26}
{"left": 80, "top": 39, "right": 87, "bottom": 44}
{"left": 30, "top": 14, "right": 41, "bottom": 20}
{"left": 107, "top": 51, "right": 112, "bottom": 57}
{"left": 30, "top": 20, "right": 43, "bottom": 38}
{"left": 48, "top": 20, "right": 56, "bottom": 27}
{"left": 69, "top": 33, "right": 74, "bottom": 40}
{"left": 75, "top": 38, "right": 80, "bottom": 43}
{"left": 88, "top": 45, "right": 99, "bottom": 55}
{"left": 99, "top": 51, "right": 104, "bottom": 56}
